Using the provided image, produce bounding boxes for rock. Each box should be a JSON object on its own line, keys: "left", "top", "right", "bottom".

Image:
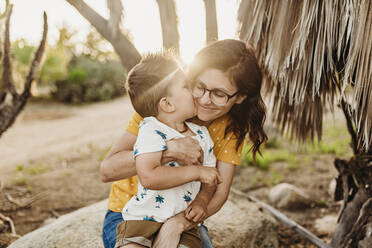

{"left": 9, "top": 197, "right": 279, "bottom": 248}
{"left": 328, "top": 178, "right": 337, "bottom": 198}
{"left": 314, "top": 214, "right": 338, "bottom": 235}
{"left": 269, "top": 183, "right": 310, "bottom": 209}
{"left": 41, "top": 217, "right": 57, "bottom": 227}
{"left": 205, "top": 194, "right": 279, "bottom": 248}
{"left": 8, "top": 200, "right": 108, "bottom": 248}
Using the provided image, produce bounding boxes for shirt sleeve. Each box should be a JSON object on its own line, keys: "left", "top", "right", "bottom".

{"left": 125, "top": 112, "right": 143, "bottom": 136}
{"left": 200, "top": 127, "right": 217, "bottom": 168}
{"left": 214, "top": 132, "right": 242, "bottom": 166}
{"left": 134, "top": 120, "right": 167, "bottom": 158}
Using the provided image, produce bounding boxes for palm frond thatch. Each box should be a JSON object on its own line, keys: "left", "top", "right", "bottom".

{"left": 238, "top": 0, "right": 372, "bottom": 150}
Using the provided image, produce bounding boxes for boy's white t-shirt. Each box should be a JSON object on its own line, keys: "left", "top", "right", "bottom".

{"left": 122, "top": 116, "right": 216, "bottom": 222}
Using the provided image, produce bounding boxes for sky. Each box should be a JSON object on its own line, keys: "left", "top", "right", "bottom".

{"left": 7, "top": 0, "right": 240, "bottom": 62}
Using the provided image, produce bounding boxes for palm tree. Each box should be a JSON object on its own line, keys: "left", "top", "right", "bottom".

{"left": 156, "top": 0, "right": 180, "bottom": 55}
{"left": 238, "top": 1, "right": 371, "bottom": 247}
{"left": 0, "top": 3, "right": 48, "bottom": 137}
{"left": 203, "top": 0, "right": 218, "bottom": 44}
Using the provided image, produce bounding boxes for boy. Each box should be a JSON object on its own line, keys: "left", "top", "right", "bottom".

{"left": 115, "top": 53, "right": 221, "bottom": 248}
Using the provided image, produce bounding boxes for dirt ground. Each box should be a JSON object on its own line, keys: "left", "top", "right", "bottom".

{"left": 0, "top": 96, "right": 343, "bottom": 247}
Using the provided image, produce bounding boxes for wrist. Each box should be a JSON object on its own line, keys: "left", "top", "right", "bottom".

{"left": 194, "top": 195, "right": 209, "bottom": 206}
{"left": 163, "top": 140, "right": 177, "bottom": 162}
{"left": 166, "top": 213, "right": 191, "bottom": 233}
{"left": 189, "top": 166, "right": 200, "bottom": 181}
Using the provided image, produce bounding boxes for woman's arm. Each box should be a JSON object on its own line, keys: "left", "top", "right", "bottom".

{"left": 204, "top": 161, "right": 235, "bottom": 216}
{"left": 100, "top": 131, "right": 137, "bottom": 182}
{"left": 100, "top": 132, "right": 204, "bottom": 183}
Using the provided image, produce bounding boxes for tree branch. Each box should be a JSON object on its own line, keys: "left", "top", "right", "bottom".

{"left": 230, "top": 187, "right": 330, "bottom": 248}
{"left": 341, "top": 99, "right": 358, "bottom": 155}
{"left": 3, "top": 4, "right": 18, "bottom": 98}
{"left": 66, "top": 0, "right": 141, "bottom": 71}
{"left": 107, "top": 0, "right": 123, "bottom": 38}
{"left": 22, "top": 12, "right": 48, "bottom": 98}
{"left": 0, "top": 213, "right": 17, "bottom": 236}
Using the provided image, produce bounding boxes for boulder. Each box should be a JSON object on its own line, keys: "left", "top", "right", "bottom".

{"left": 314, "top": 214, "right": 338, "bottom": 235}
{"left": 8, "top": 200, "right": 107, "bottom": 248}
{"left": 9, "top": 196, "right": 279, "bottom": 248}
{"left": 205, "top": 194, "right": 279, "bottom": 248}
{"left": 269, "top": 183, "right": 310, "bottom": 209}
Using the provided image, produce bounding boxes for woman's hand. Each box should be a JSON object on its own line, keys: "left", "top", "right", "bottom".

{"left": 163, "top": 136, "right": 204, "bottom": 166}
{"left": 185, "top": 198, "right": 208, "bottom": 223}
{"left": 153, "top": 212, "right": 196, "bottom": 248}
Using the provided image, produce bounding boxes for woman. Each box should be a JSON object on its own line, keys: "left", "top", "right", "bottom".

{"left": 100, "top": 39, "right": 267, "bottom": 248}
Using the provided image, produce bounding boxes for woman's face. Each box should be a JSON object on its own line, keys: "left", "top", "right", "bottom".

{"left": 193, "top": 68, "right": 246, "bottom": 123}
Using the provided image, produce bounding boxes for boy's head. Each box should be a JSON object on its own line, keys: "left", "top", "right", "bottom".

{"left": 126, "top": 52, "right": 183, "bottom": 118}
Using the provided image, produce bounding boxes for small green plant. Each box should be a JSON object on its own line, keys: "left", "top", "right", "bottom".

{"left": 263, "top": 170, "right": 284, "bottom": 187}
{"left": 98, "top": 147, "right": 111, "bottom": 162}
{"left": 25, "top": 162, "right": 51, "bottom": 175}
{"left": 12, "top": 177, "right": 28, "bottom": 186}
{"left": 16, "top": 164, "right": 24, "bottom": 172}
{"left": 314, "top": 199, "right": 328, "bottom": 208}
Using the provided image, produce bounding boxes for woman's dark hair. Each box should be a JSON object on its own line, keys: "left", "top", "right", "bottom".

{"left": 187, "top": 39, "right": 268, "bottom": 161}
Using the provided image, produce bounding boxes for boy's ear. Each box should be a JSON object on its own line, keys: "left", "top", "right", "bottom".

{"left": 159, "top": 97, "right": 175, "bottom": 113}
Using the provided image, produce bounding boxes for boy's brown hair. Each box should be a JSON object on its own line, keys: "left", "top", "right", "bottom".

{"left": 126, "top": 52, "right": 180, "bottom": 117}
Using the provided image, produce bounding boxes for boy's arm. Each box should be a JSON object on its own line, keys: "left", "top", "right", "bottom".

{"left": 185, "top": 126, "right": 218, "bottom": 221}
{"left": 136, "top": 152, "right": 221, "bottom": 190}
{"left": 100, "top": 134, "right": 204, "bottom": 183}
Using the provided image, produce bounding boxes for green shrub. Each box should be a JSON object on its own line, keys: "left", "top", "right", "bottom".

{"left": 52, "top": 56, "right": 126, "bottom": 103}
{"left": 39, "top": 48, "right": 70, "bottom": 86}
{"left": 241, "top": 145, "right": 298, "bottom": 170}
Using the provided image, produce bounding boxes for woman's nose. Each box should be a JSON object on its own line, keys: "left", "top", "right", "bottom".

{"left": 198, "top": 91, "right": 212, "bottom": 105}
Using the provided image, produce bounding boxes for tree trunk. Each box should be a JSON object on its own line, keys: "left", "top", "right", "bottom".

{"left": 66, "top": 0, "right": 141, "bottom": 72}
{"left": 330, "top": 102, "right": 372, "bottom": 247}
{"left": 156, "top": 0, "right": 179, "bottom": 55}
{"left": 203, "top": 0, "right": 218, "bottom": 44}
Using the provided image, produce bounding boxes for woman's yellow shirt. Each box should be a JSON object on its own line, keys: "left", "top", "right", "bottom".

{"left": 108, "top": 113, "right": 242, "bottom": 212}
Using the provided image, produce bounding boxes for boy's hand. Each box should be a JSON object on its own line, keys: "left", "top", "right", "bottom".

{"left": 185, "top": 199, "right": 208, "bottom": 223}
{"left": 198, "top": 167, "right": 222, "bottom": 186}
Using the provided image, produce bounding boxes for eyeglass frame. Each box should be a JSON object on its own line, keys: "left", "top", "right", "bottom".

{"left": 190, "top": 82, "right": 240, "bottom": 106}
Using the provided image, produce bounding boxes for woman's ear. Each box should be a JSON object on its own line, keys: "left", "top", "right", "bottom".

{"left": 235, "top": 95, "right": 247, "bottom": 104}
{"left": 159, "top": 97, "right": 175, "bottom": 113}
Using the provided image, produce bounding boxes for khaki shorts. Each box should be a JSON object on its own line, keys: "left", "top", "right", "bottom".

{"left": 115, "top": 220, "right": 201, "bottom": 248}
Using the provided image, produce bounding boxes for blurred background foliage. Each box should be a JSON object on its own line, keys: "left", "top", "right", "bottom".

{"left": 241, "top": 118, "right": 352, "bottom": 170}
{"left": 2, "top": 25, "right": 126, "bottom": 104}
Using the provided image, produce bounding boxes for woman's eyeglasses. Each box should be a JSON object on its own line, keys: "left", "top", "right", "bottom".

{"left": 191, "top": 82, "right": 239, "bottom": 106}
